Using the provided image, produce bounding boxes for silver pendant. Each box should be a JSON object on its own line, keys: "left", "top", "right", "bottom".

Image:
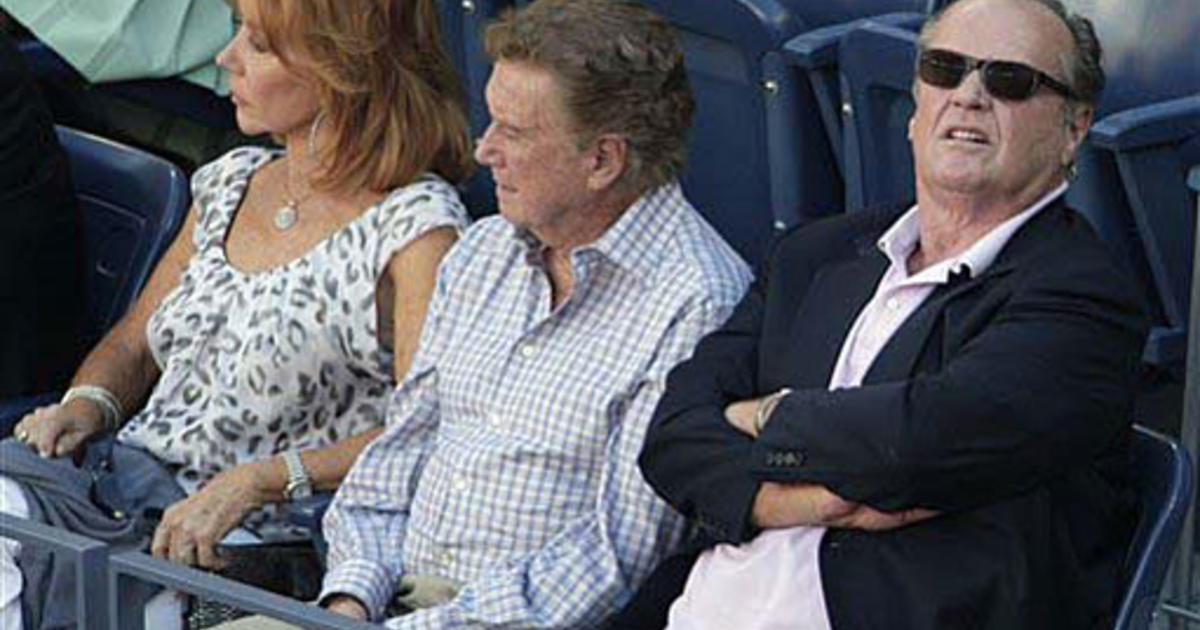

{"left": 274, "top": 202, "right": 298, "bottom": 230}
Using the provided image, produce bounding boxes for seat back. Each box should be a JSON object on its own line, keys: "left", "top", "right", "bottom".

{"left": 836, "top": 19, "right": 920, "bottom": 210}
{"left": 1115, "top": 425, "right": 1194, "bottom": 630}
{"left": 1061, "top": 0, "right": 1200, "bottom": 368}
{"left": 55, "top": 126, "right": 189, "bottom": 346}
{"left": 1090, "top": 98, "right": 1200, "bottom": 366}
{"left": 633, "top": 0, "right": 842, "bottom": 264}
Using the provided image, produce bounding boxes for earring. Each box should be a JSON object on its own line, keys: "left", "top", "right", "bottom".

{"left": 308, "top": 111, "right": 326, "bottom": 156}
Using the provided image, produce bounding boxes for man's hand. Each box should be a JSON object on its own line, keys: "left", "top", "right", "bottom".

{"left": 150, "top": 463, "right": 266, "bottom": 569}
{"left": 326, "top": 595, "right": 369, "bottom": 621}
{"left": 752, "top": 482, "right": 938, "bottom": 531}
{"left": 724, "top": 396, "right": 766, "bottom": 437}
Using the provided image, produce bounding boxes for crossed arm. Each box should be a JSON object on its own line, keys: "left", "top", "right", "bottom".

{"left": 641, "top": 249, "right": 1146, "bottom": 543}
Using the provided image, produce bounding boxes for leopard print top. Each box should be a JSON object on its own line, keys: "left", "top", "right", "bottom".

{"left": 117, "top": 146, "right": 468, "bottom": 532}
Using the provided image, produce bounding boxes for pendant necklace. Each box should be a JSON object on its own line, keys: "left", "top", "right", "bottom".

{"left": 275, "top": 169, "right": 313, "bottom": 231}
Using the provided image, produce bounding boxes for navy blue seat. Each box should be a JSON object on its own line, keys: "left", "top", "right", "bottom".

{"left": 783, "top": 12, "right": 926, "bottom": 199}
{"left": 629, "top": 0, "right": 835, "bottom": 264}
{"left": 1064, "top": 0, "right": 1200, "bottom": 368}
{"left": 1115, "top": 425, "right": 1194, "bottom": 630}
{"left": 796, "top": 17, "right": 923, "bottom": 211}
{"left": 0, "top": 127, "right": 189, "bottom": 435}
{"left": 1090, "top": 96, "right": 1200, "bottom": 367}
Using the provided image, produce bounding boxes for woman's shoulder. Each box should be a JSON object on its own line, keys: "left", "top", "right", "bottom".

{"left": 374, "top": 173, "right": 470, "bottom": 229}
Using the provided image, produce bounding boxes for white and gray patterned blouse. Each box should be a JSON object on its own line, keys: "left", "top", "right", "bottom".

{"left": 117, "top": 146, "right": 469, "bottom": 531}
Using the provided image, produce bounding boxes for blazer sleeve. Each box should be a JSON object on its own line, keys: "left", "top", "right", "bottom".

{"left": 639, "top": 264, "right": 772, "bottom": 544}
{"left": 752, "top": 249, "right": 1147, "bottom": 514}
{"left": 642, "top": 219, "right": 1148, "bottom": 543}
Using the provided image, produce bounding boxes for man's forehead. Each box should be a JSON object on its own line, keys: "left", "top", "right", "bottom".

{"left": 929, "top": 0, "right": 1071, "bottom": 68}
{"left": 487, "top": 61, "right": 569, "bottom": 131}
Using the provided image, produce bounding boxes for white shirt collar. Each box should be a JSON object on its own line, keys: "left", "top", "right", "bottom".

{"left": 877, "top": 182, "right": 1067, "bottom": 284}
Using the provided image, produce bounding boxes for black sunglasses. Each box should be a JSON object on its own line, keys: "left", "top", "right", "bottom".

{"left": 917, "top": 48, "right": 1077, "bottom": 101}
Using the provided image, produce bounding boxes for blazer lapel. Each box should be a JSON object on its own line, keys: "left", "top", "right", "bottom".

{"left": 786, "top": 244, "right": 888, "bottom": 388}
{"left": 862, "top": 273, "right": 975, "bottom": 383}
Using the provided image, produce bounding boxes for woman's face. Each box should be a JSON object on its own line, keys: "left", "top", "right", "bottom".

{"left": 216, "top": 3, "right": 321, "bottom": 138}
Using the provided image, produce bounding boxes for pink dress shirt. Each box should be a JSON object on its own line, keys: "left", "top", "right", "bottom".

{"left": 666, "top": 184, "right": 1066, "bottom": 630}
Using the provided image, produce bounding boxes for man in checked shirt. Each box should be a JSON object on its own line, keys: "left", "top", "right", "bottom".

{"left": 313, "top": 1, "right": 751, "bottom": 628}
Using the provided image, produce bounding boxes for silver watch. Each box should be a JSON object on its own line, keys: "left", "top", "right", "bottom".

{"left": 282, "top": 448, "right": 313, "bottom": 500}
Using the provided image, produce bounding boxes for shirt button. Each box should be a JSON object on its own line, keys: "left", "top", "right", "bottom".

{"left": 488, "top": 415, "right": 502, "bottom": 430}
{"left": 885, "top": 297, "right": 900, "bottom": 311}
{"left": 452, "top": 476, "right": 468, "bottom": 492}
{"left": 520, "top": 343, "right": 537, "bottom": 358}
{"left": 440, "top": 550, "right": 453, "bottom": 566}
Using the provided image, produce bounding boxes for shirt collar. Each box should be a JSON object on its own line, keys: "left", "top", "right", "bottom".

{"left": 877, "top": 182, "right": 1067, "bottom": 284}
{"left": 507, "top": 181, "right": 685, "bottom": 286}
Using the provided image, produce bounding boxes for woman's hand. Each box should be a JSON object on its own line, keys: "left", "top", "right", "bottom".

{"left": 150, "top": 463, "right": 268, "bottom": 569}
{"left": 12, "top": 401, "right": 106, "bottom": 459}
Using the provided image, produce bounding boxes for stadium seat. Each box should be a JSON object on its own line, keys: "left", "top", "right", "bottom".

{"left": 1090, "top": 96, "right": 1200, "bottom": 367}
{"left": 1115, "top": 425, "right": 1194, "bottom": 630}
{"left": 627, "top": 0, "right": 837, "bottom": 264}
{"left": 819, "top": 18, "right": 922, "bottom": 211}
{"left": 0, "top": 127, "right": 189, "bottom": 435}
{"left": 783, "top": 11, "right": 926, "bottom": 198}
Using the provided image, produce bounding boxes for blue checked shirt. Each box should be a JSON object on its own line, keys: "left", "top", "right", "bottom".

{"left": 319, "top": 182, "right": 751, "bottom": 629}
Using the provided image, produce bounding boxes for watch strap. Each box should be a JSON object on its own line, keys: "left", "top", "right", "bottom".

{"left": 283, "top": 448, "right": 313, "bottom": 500}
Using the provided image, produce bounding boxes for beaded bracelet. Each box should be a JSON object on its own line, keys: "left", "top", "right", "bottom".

{"left": 61, "top": 385, "right": 125, "bottom": 432}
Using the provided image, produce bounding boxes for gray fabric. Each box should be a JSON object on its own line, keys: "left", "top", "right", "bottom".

{"left": 393, "top": 574, "right": 461, "bottom": 611}
{"left": 0, "top": 437, "right": 185, "bottom": 630}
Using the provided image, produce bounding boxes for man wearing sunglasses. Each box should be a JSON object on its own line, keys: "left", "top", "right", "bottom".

{"left": 619, "top": 0, "right": 1149, "bottom": 628}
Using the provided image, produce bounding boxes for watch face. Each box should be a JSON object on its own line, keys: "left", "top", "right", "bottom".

{"left": 285, "top": 481, "right": 312, "bottom": 500}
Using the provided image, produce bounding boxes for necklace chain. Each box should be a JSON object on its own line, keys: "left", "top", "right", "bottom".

{"left": 274, "top": 163, "right": 315, "bottom": 231}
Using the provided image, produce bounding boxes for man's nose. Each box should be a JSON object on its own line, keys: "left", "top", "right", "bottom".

{"left": 951, "top": 68, "right": 989, "bottom": 108}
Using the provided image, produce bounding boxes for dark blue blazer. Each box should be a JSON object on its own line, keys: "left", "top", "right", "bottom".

{"left": 638, "top": 200, "right": 1149, "bottom": 629}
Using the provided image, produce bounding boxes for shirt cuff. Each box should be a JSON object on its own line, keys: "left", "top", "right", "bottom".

{"left": 319, "top": 558, "right": 398, "bottom": 621}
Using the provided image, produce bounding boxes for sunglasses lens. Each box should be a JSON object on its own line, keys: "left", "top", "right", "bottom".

{"left": 919, "top": 50, "right": 968, "bottom": 89}
{"left": 982, "top": 61, "right": 1038, "bottom": 100}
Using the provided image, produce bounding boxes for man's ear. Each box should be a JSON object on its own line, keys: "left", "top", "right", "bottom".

{"left": 1061, "top": 103, "right": 1093, "bottom": 166}
{"left": 587, "top": 134, "right": 629, "bottom": 191}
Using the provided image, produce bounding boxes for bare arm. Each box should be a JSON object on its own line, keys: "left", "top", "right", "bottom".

{"left": 17, "top": 204, "right": 198, "bottom": 457}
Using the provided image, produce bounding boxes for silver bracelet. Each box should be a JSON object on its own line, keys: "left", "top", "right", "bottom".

{"left": 61, "top": 385, "right": 125, "bottom": 432}
{"left": 282, "top": 448, "right": 314, "bottom": 500}
{"left": 753, "top": 388, "right": 793, "bottom": 435}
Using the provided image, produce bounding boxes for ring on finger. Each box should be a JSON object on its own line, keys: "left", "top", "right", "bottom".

{"left": 14, "top": 427, "right": 28, "bottom": 442}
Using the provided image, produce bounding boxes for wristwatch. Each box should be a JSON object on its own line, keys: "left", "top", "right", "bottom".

{"left": 282, "top": 448, "right": 313, "bottom": 500}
